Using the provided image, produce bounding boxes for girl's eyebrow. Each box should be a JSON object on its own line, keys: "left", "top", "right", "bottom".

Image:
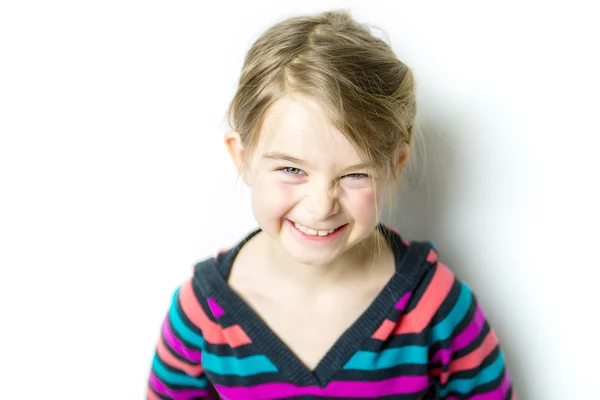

{"left": 262, "top": 151, "right": 370, "bottom": 172}
{"left": 262, "top": 152, "right": 307, "bottom": 166}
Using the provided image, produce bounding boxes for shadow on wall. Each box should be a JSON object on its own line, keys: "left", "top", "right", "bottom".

{"left": 387, "top": 99, "right": 463, "bottom": 247}
{"left": 386, "top": 99, "right": 526, "bottom": 397}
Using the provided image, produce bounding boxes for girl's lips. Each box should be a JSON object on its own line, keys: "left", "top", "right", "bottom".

{"left": 287, "top": 219, "right": 348, "bottom": 242}
{"left": 290, "top": 220, "right": 344, "bottom": 232}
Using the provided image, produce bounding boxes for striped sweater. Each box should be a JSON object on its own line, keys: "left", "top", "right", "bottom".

{"left": 148, "top": 225, "right": 515, "bottom": 399}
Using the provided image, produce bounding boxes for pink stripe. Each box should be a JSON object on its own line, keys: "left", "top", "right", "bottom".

{"left": 149, "top": 372, "right": 210, "bottom": 400}
{"left": 426, "top": 248, "right": 438, "bottom": 263}
{"left": 147, "top": 387, "right": 162, "bottom": 400}
{"left": 430, "top": 304, "right": 486, "bottom": 365}
{"left": 446, "top": 371, "right": 512, "bottom": 400}
{"left": 395, "top": 292, "right": 412, "bottom": 310}
{"left": 215, "top": 375, "right": 429, "bottom": 398}
{"left": 162, "top": 318, "right": 202, "bottom": 363}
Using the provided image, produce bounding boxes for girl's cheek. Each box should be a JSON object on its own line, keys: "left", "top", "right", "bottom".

{"left": 343, "top": 187, "right": 377, "bottom": 210}
{"left": 259, "top": 178, "right": 296, "bottom": 214}
{"left": 273, "top": 181, "right": 294, "bottom": 206}
{"left": 343, "top": 188, "right": 380, "bottom": 224}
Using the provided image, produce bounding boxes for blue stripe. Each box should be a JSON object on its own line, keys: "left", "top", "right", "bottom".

{"left": 431, "top": 283, "right": 472, "bottom": 343}
{"left": 168, "top": 288, "right": 205, "bottom": 348}
{"left": 343, "top": 345, "right": 428, "bottom": 370}
{"left": 152, "top": 355, "right": 208, "bottom": 388}
{"left": 202, "top": 353, "right": 278, "bottom": 376}
{"left": 439, "top": 351, "right": 506, "bottom": 396}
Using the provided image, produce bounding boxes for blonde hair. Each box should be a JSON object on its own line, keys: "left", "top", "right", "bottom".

{"left": 227, "top": 9, "right": 416, "bottom": 181}
{"left": 226, "top": 9, "right": 417, "bottom": 256}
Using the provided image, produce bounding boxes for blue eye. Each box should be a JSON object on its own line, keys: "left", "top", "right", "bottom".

{"left": 282, "top": 167, "right": 305, "bottom": 175}
{"left": 343, "top": 173, "right": 369, "bottom": 180}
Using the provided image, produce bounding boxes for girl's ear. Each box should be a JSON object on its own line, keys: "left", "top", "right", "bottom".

{"left": 224, "top": 131, "right": 244, "bottom": 170}
{"left": 224, "top": 131, "right": 252, "bottom": 186}
{"left": 396, "top": 144, "right": 410, "bottom": 169}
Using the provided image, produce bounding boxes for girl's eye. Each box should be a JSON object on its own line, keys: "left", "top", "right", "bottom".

{"left": 281, "top": 167, "right": 305, "bottom": 176}
{"left": 343, "top": 173, "right": 369, "bottom": 180}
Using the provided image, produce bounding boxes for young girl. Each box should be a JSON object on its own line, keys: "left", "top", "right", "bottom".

{"left": 147, "top": 10, "right": 515, "bottom": 400}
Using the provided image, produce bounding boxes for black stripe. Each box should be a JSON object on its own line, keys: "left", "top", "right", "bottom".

{"left": 168, "top": 302, "right": 204, "bottom": 352}
{"left": 445, "top": 345, "right": 501, "bottom": 381}
{"left": 206, "top": 370, "right": 290, "bottom": 386}
{"left": 428, "top": 290, "right": 478, "bottom": 356}
{"left": 443, "top": 365, "right": 506, "bottom": 399}
{"left": 153, "top": 352, "right": 204, "bottom": 378}
{"left": 361, "top": 331, "right": 429, "bottom": 351}
{"left": 429, "top": 278, "right": 462, "bottom": 326}
{"left": 159, "top": 335, "right": 203, "bottom": 374}
{"left": 452, "top": 322, "right": 491, "bottom": 361}
{"left": 150, "top": 363, "right": 210, "bottom": 392}
{"left": 165, "top": 316, "right": 203, "bottom": 353}
{"left": 191, "top": 263, "right": 221, "bottom": 324}
{"left": 202, "top": 340, "right": 253, "bottom": 357}
{"left": 334, "top": 363, "right": 428, "bottom": 381}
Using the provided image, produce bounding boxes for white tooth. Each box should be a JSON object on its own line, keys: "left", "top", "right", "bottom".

{"left": 296, "top": 223, "right": 310, "bottom": 234}
{"left": 294, "top": 221, "right": 337, "bottom": 236}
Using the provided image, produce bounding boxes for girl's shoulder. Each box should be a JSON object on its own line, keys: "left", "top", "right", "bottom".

{"left": 383, "top": 227, "right": 478, "bottom": 335}
{"left": 396, "top": 241, "right": 486, "bottom": 345}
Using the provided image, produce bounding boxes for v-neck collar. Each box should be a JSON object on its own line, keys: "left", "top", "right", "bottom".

{"left": 195, "top": 224, "right": 432, "bottom": 387}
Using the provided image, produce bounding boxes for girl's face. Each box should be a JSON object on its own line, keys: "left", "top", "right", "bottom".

{"left": 237, "top": 93, "right": 385, "bottom": 267}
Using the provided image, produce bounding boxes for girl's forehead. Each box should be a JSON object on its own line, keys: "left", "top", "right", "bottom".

{"left": 256, "top": 94, "right": 364, "bottom": 164}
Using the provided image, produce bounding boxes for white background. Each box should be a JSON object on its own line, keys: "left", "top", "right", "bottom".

{"left": 1, "top": 1, "right": 598, "bottom": 399}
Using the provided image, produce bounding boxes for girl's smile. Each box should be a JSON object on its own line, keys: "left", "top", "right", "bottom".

{"left": 287, "top": 219, "right": 349, "bottom": 242}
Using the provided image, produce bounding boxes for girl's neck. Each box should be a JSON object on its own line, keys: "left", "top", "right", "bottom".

{"left": 258, "top": 230, "right": 388, "bottom": 291}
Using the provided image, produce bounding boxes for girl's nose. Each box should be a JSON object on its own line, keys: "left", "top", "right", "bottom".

{"left": 305, "top": 185, "right": 339, "bottom": 219}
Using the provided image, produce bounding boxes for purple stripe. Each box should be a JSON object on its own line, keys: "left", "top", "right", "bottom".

{"left": 430, "top": 304, "right": 486, "bottom": 365}
{"left": 162, "top": 318, "right": 203, "bottom": 363}
{"left": 395, "top": 292, "right": 412, "bottom": 310}
{"left": 215, "top": 375, "right": 429, "bottom": 399}
{"left": 149, "top": 372, "right": 209, "bottom": 400}
{"left": 208, "top": 297, "right": 224, "bottom": 318}
{"left": 446, "top": 371, "right": 512, "bottom": 400}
